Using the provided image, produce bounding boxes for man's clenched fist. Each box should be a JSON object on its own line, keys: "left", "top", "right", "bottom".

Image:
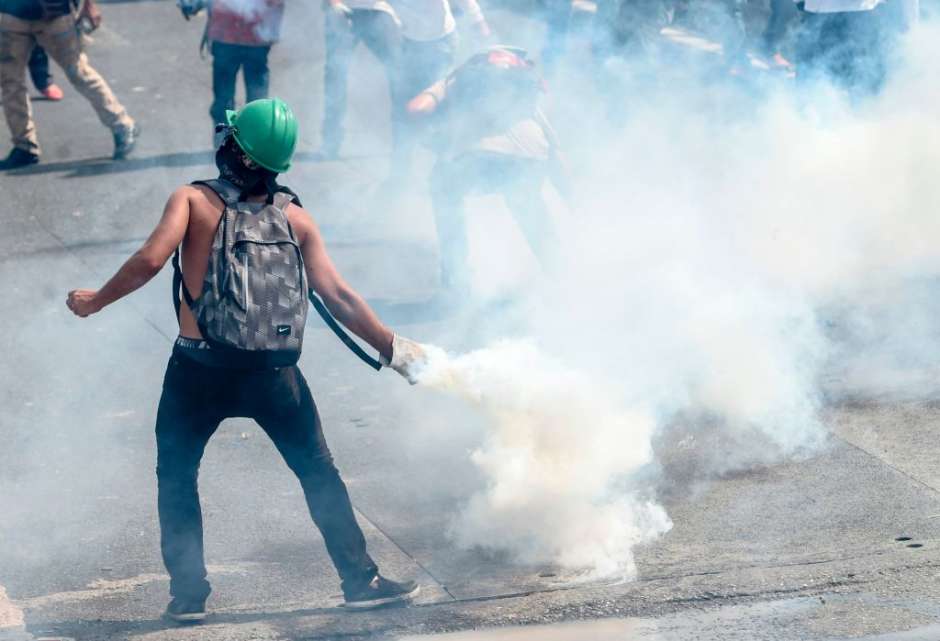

{"left": 67, "top": 289, "right": 102, "bottom": 317}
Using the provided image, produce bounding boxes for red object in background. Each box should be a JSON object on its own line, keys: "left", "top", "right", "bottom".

{"left": 207, "top": 0, "right": 285, "bottom": 46}
{"left": 42, "top": 83, "right": 64, "bottom": 100}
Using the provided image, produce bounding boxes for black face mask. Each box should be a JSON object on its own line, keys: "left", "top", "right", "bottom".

{"left": 214, "top": 133, "right": 278, "bottom": 198}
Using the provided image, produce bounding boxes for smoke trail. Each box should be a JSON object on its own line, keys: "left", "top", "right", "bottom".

{"left": 416, "top": 340, "right": 672, "bottom": 577}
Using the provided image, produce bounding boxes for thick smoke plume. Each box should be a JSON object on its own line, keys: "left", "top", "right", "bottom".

{"left": 417, "top": 340, "right": 672, "bottom": 577}
{"left": 402, "top": 21, "right": 940, "bottom": 578}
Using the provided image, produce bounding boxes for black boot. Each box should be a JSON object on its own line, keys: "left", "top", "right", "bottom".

{"left": 0, "top": 148, "right": 39, "bottom": 170}
{"left": 343, "top": 574, "right": 419, "bottom": 610}
{"left": 112, "top": 123, "right": 140, "bottom": 160}
{"left": 163, "top": 597, "right": 207, "bottom": 623}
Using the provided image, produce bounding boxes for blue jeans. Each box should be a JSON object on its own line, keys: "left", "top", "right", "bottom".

{"left": 322, "top": 9, "right": 402, "bottom": 154}
{"left": 795, "top": 3, "right": 901, "bottom": 94}
{"left": 209, "top": 41, "right": 270, "bottom": 126}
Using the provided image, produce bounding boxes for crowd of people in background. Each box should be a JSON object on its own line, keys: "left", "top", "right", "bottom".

{"left": 0, "top": 0, "right": 924, "bottom": 293}
{"left": 0, "top": 0, "right": 922, "bottom": 169}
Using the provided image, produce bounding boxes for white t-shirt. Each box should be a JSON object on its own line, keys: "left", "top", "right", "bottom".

{"left": 391, "top": 0, "right": 484, "bottom": 41}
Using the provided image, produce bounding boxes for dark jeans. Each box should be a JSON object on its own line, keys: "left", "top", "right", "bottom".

{"left": 596, "top": 0, "right": 673, "bottom": 60}
{"left": 795, "top": 3, "right": 899, "bottom": 94}
{"left": 541, "top": 0, "right": 572, "bottom": 70}
{"left": 156, "top": 346, "right": 377, "bottom": 602}
{"left": 762, "top": 0, "right": 798, "bottom": 54}
{"left": 322, "top": 9, "right": 402, "bottom": 154}
{"left": 430, "top": 152, "right": 556, "bottom": 291}
{"left": 28, "top": 44, "right": 50, "bottom": 91}
{"left": 695, "top": 0, "right": 747, "bottom": 64}
{"left": 209, "top": 41, "right": 270, "bottom": 126}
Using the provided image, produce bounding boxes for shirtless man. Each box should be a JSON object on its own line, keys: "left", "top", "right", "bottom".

{"left": 66, "top": 98, "right": 426, "bottom": 621}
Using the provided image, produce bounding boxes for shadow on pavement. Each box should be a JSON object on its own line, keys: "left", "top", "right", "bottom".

{"left": 7, "top": 151, "right": 381, "bottom": 179}
{"left": 33, "top": 606, "right": 346, "bottom": 640}
{"left": 9, "top": 151, "right": 216, "bottom": 178}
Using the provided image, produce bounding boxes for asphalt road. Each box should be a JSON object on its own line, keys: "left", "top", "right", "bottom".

{"left": 3, "top": 2, "right": 940, "bottom": 641}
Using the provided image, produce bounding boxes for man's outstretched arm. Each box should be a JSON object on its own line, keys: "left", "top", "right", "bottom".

{"left": 67, "top": 187, "right": 192, "bottom": 317}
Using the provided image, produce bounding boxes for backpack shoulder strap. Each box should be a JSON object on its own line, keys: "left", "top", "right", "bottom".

{"left": 273, "top": 184, "right": 302, "bottom": 208}
{"left": 171, "top": 249, "right": 195, "bottom": 323}
{"left": 271, "top": 191, "right": 295, "bottom": 211}
{"left": 172, "top": 178, "right": 240, "bottom": 323}
{"left": 191, "top": 178, "right": 242, "bottom": 208}
{"left": 269, "top": 187, "right": 304, "bottom": 243}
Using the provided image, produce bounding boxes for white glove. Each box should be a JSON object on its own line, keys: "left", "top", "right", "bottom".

{"left": 381, "top": 334, "right": 428, "bottom": 385}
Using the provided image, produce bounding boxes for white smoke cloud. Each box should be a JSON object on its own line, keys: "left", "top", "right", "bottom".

{"left": 416, "top": 340, "right": 672, "bottom": 578}
{"left": 399, "top": 21, "right": 940, "bottom": 578}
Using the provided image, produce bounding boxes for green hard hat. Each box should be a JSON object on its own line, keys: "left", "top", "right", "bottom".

{"left": 225, "top": 98, "right": 298, "bottom": 173}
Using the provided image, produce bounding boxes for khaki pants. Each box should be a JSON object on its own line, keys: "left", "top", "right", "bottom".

{"left": 0, "top": 13, "right": 134, "bottom": 155}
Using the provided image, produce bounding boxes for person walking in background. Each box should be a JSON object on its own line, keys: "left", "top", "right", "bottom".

{"left": 207, "top": 0, "right": 284, "bottom": 140}
{"left": 28, "top": 45, "right": 64, "bottom": 100}
{"left": 180, "top": 0, "right": 285, "bottom": 143}
{"left": 389, "top": 0, "right": 491, "bottom": 179}
{"left": 0, "top": 0, "right": 138, "bottom": 169}
{"left": 317, "top": 0, "right": 402, "bottom": 160}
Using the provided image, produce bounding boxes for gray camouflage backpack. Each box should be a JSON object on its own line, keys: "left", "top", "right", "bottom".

{"left": 172, "top": 178, "right": 308, "bottom": 368}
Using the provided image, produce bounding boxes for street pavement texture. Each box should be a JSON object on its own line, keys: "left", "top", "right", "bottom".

{"left": 2, "top": 2, "right": 940, "bottom": 641}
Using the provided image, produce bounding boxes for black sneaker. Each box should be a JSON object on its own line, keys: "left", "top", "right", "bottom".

{"left": 343, "top": 574, "right": 419, "bottom": 610}
{"left": 163, "top": 597, "right": 207, "bottom": 623}
{"left": 0, "top": 147, "right": 39, "bottom": 170}
{"left": 112, "top": 123, "right": 140, "bottom": 160}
